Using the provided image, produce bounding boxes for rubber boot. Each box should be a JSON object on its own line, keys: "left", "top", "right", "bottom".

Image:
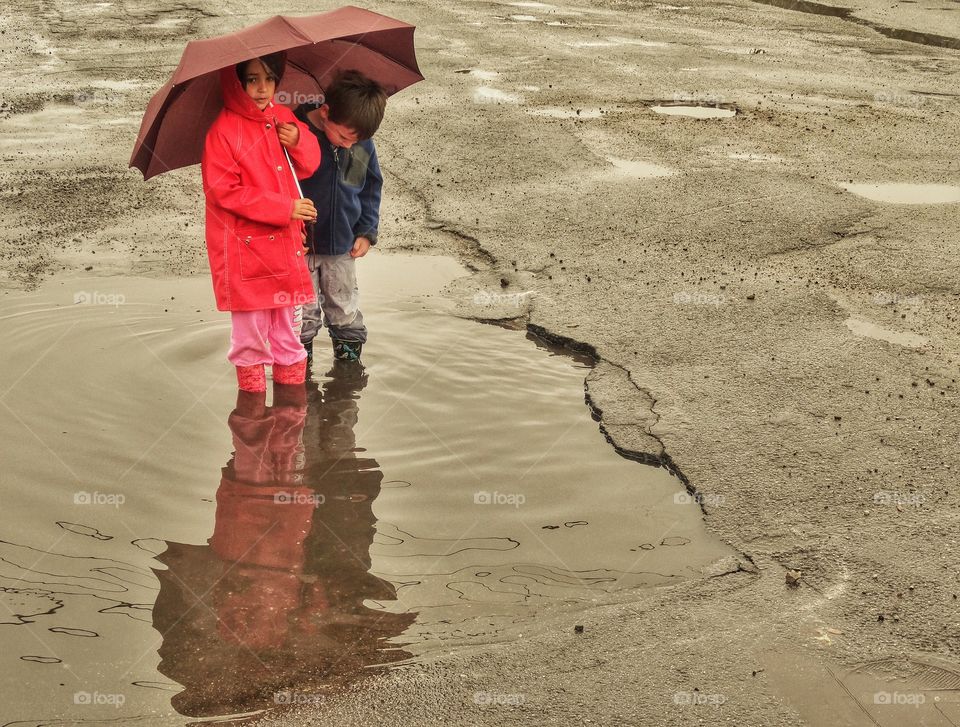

{"left": 273, "top": 359, "right": 307, "bottom": 385}
{"left": 236, "top": 364, "right": 266, "bottom": 393}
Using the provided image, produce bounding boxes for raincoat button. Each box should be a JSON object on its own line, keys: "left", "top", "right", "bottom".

{"left": 269, "top": 235, "right": 275, "bottom": 240}
{"left": 296, "top": 250, "right": 302, "bottom": 256}
{"left": 276, "top": 165, "right": 282, "bottom": 171}
{"left": 266, "top": 123, "right": 272, "bottom": 129}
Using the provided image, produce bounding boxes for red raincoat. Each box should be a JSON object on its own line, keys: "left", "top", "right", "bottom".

{"left": 201, "top": 68, "right": 321, "bottom": 311}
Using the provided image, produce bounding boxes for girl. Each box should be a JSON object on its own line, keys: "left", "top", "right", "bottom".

{"left": 201, "top": 52, "right": 321, "bottom": 392}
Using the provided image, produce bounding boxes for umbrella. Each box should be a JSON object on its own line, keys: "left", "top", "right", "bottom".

{"left": 130, "top": 6, "right": 423, "bottom": 180}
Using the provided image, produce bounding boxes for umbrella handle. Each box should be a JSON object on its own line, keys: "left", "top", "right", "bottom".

{"left": 278, "top": 126, "right": 317, "bottom": 265}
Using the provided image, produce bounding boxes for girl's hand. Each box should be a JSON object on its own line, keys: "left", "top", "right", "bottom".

{"left": 292, "top": 198, "right": 317, "bottom": 221}
{"left": 277, "top": 122, "right": 300, "bottom": 148}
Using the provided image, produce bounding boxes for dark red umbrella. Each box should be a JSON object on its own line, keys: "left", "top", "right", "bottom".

{"left": 130, "top": 6, "right": 423, "bottom": 180}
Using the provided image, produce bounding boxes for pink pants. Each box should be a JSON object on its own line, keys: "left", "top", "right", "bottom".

{"left": 228, "top": 307, "right": 306, "bottom": 367}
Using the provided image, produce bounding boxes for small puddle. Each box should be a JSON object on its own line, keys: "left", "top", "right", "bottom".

{"left": 838, "top": 182, "right": 960, "bottom": 205}
{"left": 650, "top": 103, "right": 737, "bottom": 118}
{"left": 0, "top": 254, "right": 731, "bottom": 723}
{"left": 606, "top": 156, "right": 676, "bottom": 178}
{"left": 845, "top": 317, "right": 929, "bottom": 347}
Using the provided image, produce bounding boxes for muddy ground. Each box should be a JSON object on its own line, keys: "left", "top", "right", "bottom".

{"left": 2, "top": 0, "right": 959, "bottom": 724}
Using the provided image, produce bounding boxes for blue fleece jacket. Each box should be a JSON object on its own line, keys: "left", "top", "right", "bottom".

{"left": 295, "top": 105, "right": 382, "bottom": 256}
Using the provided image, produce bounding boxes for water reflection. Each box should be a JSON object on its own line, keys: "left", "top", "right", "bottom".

{"left": 152, "top": 363, "right": 414, "bottom": 718}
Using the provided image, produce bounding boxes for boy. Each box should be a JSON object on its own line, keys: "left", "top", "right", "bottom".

{"left": 296, "top": 70, "right": 386, "bottom": 363}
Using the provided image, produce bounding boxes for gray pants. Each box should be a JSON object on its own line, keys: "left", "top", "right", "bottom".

{"left": 300, "top": 253, "right": 367, "bottom": 345}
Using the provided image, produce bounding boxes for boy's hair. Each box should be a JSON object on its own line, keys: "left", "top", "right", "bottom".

{"left": 323, "top": 70, "right": 387, "bottom": 140}
{"left": 235, "top": 52, "right": 287, "bottom": 84}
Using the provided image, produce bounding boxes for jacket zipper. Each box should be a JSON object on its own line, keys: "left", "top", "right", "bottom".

{"left": 330, "top": 144, "right": 339, "bottom": 257}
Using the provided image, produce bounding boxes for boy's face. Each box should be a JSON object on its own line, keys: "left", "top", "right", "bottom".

{"left": 241, "top": 59, "right": 277, "bottom": 111}
{"left": 318, "top": 105, "right": 359, "bottom": 148}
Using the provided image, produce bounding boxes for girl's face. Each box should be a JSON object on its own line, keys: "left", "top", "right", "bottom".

{"left": 241, "top": 59, "right": 277, "bottom": 111}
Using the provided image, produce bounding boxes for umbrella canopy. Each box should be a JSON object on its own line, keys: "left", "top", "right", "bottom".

{"left": 130, "top": 6, "right": 423, "bottom": 180}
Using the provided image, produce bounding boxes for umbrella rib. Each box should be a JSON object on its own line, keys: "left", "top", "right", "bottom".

{"left": 335, "top": 38, "right": 422, "bottom": 77}
{"left": 277, "top": 14, "right": 316, "bottom": 46}
{"left": 286, "top": 58, "right": 322, "bottom": 90}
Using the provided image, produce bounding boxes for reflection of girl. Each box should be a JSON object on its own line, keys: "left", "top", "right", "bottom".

{"left": 152, "top": 369, "right": 414, "bottom": 718}
{"left": 201, "top": 53, "right": 320, "bottom": 392}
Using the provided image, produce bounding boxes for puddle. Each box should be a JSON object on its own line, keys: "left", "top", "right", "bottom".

{"left": 650, "top": 103, "right": 737, "bottom": 119}
{"left": 606, "top": 156, "right": 676, "bottom": 178}
{"left": 846, "top": 317, "right": 929, "bottom": 347}
{"left": 0, "top": 254, "right": 730, "bottom": 722}
{"left": 508, "top": 1, "right": 556, "bottom": 7}
{"left": 508, "top": 14, "right": 539, "bottom": 21}
{"left": 838, "top": 182, "right": 960, "bottom": 205}
{"left": 748, "top": 0, "right": 960, "bottom": 50}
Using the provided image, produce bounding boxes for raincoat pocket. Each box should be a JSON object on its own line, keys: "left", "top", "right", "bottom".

{"left": 236, "top": 231, "right": 291, "bottom": 281}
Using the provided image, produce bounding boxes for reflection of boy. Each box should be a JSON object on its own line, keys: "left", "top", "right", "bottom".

{"left": 296, "top": 71, "right": 386, "bottom": 363}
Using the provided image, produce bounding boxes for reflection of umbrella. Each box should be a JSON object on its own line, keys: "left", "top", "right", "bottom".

{"left": 130, "top": 6, "right": 423, "bottom": 180}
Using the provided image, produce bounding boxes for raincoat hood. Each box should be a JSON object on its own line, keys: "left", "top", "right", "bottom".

{"left": 219, "top": 66, "right": 271, "bottom": 121}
